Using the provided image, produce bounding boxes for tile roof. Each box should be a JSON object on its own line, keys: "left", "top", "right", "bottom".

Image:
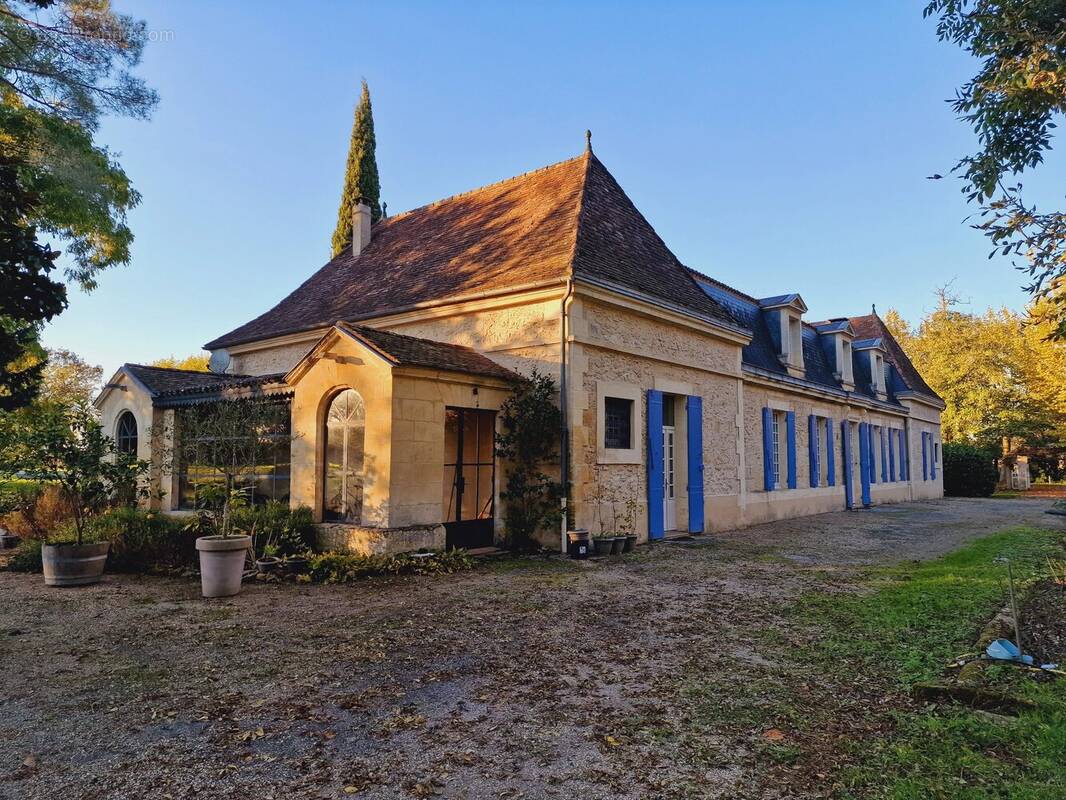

{"left": 849, "top": 314, "right": 941, "bottom": 401}
{"left": 123, "top": 364, "right": 286, "bottom": 398}
{"left": 336, "top": 323, "right": 519, "bottom": 381}
{"left": 205, "top": 152, "right": 738, "bottom": 350}
{"left": 689, "top": 270, "right": 924, "bottom": 407}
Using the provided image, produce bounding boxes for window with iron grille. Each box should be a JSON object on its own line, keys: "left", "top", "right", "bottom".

{"left": 604, "top": 397, "right": 633, "bottom": 450}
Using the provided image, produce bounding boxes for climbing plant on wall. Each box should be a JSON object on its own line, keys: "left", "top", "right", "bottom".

{"left": 495, "top": 370, "right": 562, "bottom": 551}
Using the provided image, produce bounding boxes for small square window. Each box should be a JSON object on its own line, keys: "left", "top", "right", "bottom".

{"left": 604, "top": 397, "right": 633, "bottom": 450}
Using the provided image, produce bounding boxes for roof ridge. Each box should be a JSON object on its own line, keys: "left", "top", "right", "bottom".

{"left": 685, "top": 266, "right": 760, "bottom": 304}
{"left": 126, "top": 363, "right": 237, "bottom": 377}
{"left": 374, "top": 151, "right": 589, "bottom": 230}
{"left": 563, "top": 149, "right": 595, "bottom": 280}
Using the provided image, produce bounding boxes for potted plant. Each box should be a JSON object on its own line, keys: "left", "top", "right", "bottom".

{"left": 255, "top": 544, "right": 282, "bottom": 574}
{"left": 592, "top": 532, "right": 615, "bottom": 557}
{"left": 0, "top": 402, "right": 149, "bottom": 587}
{"left": 175, "top": 400, "right": 292, "bottom": 598}
{"left": 609, "top": 534, "right": 625, "bottom": 555}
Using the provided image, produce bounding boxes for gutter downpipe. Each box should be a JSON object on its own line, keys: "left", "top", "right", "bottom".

{"left": 559, "top": 278, "right": 575, "bottom": 554}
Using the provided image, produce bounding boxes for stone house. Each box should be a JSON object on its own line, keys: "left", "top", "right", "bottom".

{"left": 95, "top": 147, "right": 944, "bottom": 553}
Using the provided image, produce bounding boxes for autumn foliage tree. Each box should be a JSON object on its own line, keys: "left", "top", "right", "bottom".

{"left": 925, "top": 1, "right": 1066, "bottom": 338}
{"left": 888, "top": 294, "right": 1066, "bottom": 451}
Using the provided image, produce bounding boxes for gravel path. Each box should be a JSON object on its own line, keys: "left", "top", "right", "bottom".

{"left": 1, "top": 498, "right": 1061, "bottom": 800}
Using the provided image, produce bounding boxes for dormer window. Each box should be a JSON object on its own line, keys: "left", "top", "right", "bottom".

{"left": 815, "top": 319, "right": 855, "bottom": 390}
{"left": 759, "top": 294, "right": 808, "bottom": 379}
{"left": 840, "top": 339, "right": 854, "bottom": 387}
{"left": 852, "top": 338, "right": 888, "bottom": 400}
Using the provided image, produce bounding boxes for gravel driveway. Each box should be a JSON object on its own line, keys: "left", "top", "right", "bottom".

{"left": 1, "top": 498, "right": 1061, "bottom": 800}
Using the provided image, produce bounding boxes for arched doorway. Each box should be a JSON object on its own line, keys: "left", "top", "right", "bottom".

{"left": 323, "top": 389, "right": 366, "bottom": 522}
{"left": 116, "top": 411, "right": 138, "bottom": 456}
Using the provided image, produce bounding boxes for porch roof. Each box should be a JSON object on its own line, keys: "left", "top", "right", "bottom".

{"left": 113, "top": 364, "right": 291, "bottom": 408}
{"left": 336, "top": 323, "right": 520, "bottom": 381}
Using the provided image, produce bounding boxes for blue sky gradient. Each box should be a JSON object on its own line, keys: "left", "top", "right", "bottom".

{"left": 42, "top": 1, "right": 1065, "bottom": 378}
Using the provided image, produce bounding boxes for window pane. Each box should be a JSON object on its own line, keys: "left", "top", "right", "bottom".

{"left": 477, "top": 414, "right": 495, "bottom": 463}
{"left": 604, "top": 397, "right": 632, "bottom": 449}
{"left": 476, "top": 466, "right": 493, "bottom": 519}
{"left": 461, "top": 466, "right": 478, "bottom": 521}
{"left": 323, "top": 389, "right": 366, "bottom": 522}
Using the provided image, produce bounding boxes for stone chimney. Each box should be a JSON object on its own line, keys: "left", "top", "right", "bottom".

{"left": 351, "top": 197, "right": 372, "bottom": 256}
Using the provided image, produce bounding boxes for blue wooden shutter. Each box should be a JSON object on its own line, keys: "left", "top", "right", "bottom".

{"left": 867, "top": 425, "right": 877, "bottom": 485}
{"left": 899, "top": 429, "right": 907, "bottom": 481}
{"left": 647, "top": 390, "right": 664, "bottom": 539}
{"left": 859, "top": 422, "right": 872, "bottom": 507}
{"left": 825, "top": 417, "right": 835, "bottom": 487}
{"left": 808, "top": 414, "right": 819, "bottom": 488}
{"left": 931, "top": 437, "right": 937, "bottom": 480}
{"left": 888, "top": 428, "right": 896, "bottom": 482}
{"left": 686, "top": 395, "right": 704, "bottom": 533}
{"left": 880, "top": 427, "right": 888, "bottom": 482}
{"left": 762, "top": 407, "right": 774, "bottom": 491}
{"left": 921, "top": 432, "right": 928, "bottom": 481}
{"left": 841, "top": 420, "right": 853, "bottom": 509}
{"left": 786, "top": 411, "right": 797, "bottom": 489}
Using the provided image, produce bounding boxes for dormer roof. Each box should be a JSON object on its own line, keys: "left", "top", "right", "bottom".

{"left": 757, "top": 293, "right": 808, "bottom": 312}
{"left": 813, "top": 320, "right": 854, "bottom": 336}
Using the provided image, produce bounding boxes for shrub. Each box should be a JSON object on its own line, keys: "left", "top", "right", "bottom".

{"left": 87, "top": 508, "right": 196, "bottom": 572}
{"left": 496, "top": 370, "right": 563, "bottom": 551}
{"left": 231, "top": 502, "right": 316, "bottom": 558}
{"left": 943, "top": 443, "right": 998, "bottom": 497}
{"left": 0, "top": 483, "right": 74, "bottom": 539}
{"left": 7, "top": 538, "right": 44, "bottom": 572}
{"left": 306, "top": 550, "right": 474, "bottom": 583}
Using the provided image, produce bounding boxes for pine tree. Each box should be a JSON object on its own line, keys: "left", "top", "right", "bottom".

{"left": 331, "top": 80, "right": 381, "bottom": 256}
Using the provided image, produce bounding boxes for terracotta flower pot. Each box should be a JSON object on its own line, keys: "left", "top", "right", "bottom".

{"left": 196, "top": 536, "right": 251, "bottom": 598}
{"left": 42, "top": 541, "right": 110, "bottom": 587}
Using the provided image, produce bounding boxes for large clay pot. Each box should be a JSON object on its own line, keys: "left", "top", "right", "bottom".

{"left": 196, "top": 536, "right": 251, "bottom": 598}
{"left": 42, "top": 541, "right": 110, "bottom": 587}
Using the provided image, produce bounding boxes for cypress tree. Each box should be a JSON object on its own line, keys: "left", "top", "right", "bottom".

{"left": 331, "top": 80, "right": 382, "bottom": 257}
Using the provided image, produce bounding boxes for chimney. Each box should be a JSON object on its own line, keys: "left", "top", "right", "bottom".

{"left": 351, "top": 197, "right": 372, "bottom": 256}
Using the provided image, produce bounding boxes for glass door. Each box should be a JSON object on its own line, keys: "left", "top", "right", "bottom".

{"left": 443, "top": 408, "right": 496, "bottom": 549}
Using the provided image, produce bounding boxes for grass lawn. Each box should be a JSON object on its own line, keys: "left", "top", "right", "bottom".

{"left": 801, "top": 527, "right": 1066, "bottom": 799}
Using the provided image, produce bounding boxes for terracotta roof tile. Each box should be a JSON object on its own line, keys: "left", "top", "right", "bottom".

{"left": 338, "top": 323, "right": 519, "bottom": 381}
{"left": 848, "top": 314, "right": 940, "bottom": 401}
{"left": 206, "top": 152, "right": 738, "bottom": 350}
{"left": 124, "top": 364, "right": 286, "bottom": 397}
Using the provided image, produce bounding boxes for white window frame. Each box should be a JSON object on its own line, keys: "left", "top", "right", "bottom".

{"left": 772, "top": 409, "right": 785, "bottom": 490}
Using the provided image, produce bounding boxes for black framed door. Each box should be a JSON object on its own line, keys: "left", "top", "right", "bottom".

{"left": 443, "top": 408, "right": 496, "bottom": 549}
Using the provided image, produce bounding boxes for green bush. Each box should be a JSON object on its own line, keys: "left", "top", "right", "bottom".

{"left": 87, "top": 508, "right": 196, "bottom": 572}
{"left": 231, "top": 502, "right": 316, "bottom": 558}
{"left": 942, "top": 443, "right": 998, "bottom": 497}
{"left": 306, "top": 549, "right": 474, "bottom": 583}
{"left": 7, "top": 538, "right": 44, "bottom": 572}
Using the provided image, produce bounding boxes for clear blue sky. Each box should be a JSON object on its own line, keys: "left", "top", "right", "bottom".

{"left": 41, "top": 1, "right": 1065, "bottom": 379}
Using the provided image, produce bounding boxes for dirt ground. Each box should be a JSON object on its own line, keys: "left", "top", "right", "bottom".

{"left": 1, "top": 498, "right": 1062, "bottom": 800}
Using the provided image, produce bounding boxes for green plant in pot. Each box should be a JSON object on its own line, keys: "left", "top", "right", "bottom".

{"left": 0, "top": 402, "right": 149, "bottom": 586}
{"left": 175, "top": 399, "right": 294, "bottom": 598}
{"left": 592, "top": 532, "right": 615, "bottom": 557}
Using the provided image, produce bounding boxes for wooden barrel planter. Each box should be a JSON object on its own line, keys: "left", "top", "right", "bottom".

{"left": 42, "top": 541, "right": 111, "bottom": 587}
